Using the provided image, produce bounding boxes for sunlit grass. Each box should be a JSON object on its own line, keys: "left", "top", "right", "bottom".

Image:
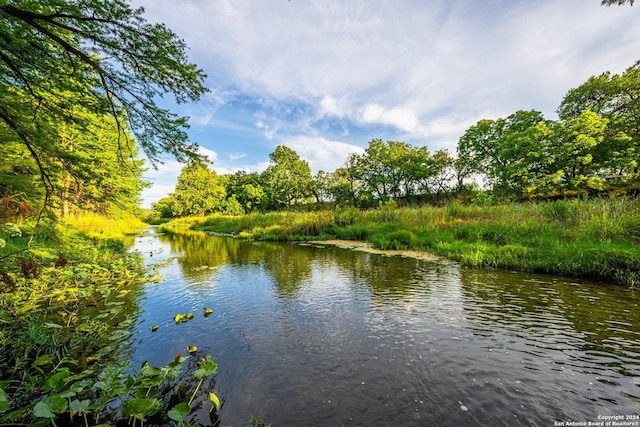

{"left": 62, "top": 212, "right": 147, "bottom": 239}
{"left": 158, "top": 197, "right": 640, "bottom": 287}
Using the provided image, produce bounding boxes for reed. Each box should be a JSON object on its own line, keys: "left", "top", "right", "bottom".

{"left": 162, "top": 197, "right": 640, "bottom": 287}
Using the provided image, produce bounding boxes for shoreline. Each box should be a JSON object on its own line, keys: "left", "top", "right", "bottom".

{"left": 307, "top": 239, "right": 443, "bottom": 261}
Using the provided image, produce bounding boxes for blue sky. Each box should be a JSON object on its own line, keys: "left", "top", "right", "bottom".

{"left": 131, "top": 0, "right": 640, "bottom": 207}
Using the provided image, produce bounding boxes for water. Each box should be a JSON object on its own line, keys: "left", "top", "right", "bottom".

{"left": 128, "top": 228, "right": 640, "bottom": 426}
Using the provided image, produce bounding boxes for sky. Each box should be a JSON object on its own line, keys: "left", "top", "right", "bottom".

{"left": 131, "top": 0, "right": 640, "bottom": 208}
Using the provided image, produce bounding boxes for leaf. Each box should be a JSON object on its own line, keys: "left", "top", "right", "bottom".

{"left": 209, "top": 391, "right": 221, "bottom": 412}
{"left": 0, "top": 388, "right": 9, "bottom": 413}
{"left": 69, "top": 399, "right": 90, "bottom": 415}
{"left": 141, "top": 366, "right": 163, "bottom": 377}
{"left": 44, "top": 370, "right": 71, "bottom": 392}
{"left": 0, "top": 408, "right": 27, "bottom": 423}
{"left": 44, "top": 322, "right": 63, "bottom": 329}
{"left": 33, "top": 396, "right": 67, "bottom": 418}
{"left": 194, "top": 356, "right": 218, "bottom": 379}
{"left": 167, "top": 402, "right": 191, "bottom": 422}
{"left": 122, "top": 398, "right": 162, "bottom": 419}
{"left": 32, "top": 355, "right": 54, "bottom": 367}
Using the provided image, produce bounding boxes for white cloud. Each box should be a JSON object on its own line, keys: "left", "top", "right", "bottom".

{"left": 361, "top": 104, "right": 420, "bottom": 133}
{"left": 131, "top": 0, "right": 640, "bottom": 203}
{"left": 283, "top": 136, "right": 364, "bottom": 173}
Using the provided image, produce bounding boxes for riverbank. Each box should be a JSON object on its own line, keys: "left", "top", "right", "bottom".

{"left": 0, "top": 215, "right": 220, "bottom": 425}
{"left": 158, "top": 197, "right": 640, "bottom": 287}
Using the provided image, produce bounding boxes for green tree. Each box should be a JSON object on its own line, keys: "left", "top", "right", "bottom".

{"left": 550, "top": 110, "right": 609, "bottom": 191}
{"left": 558, "top": 64, "right": 640, "bottom": 178}
{"left": 419, "top": 149, "right": 456, "bottom": 197}
{"left": 355, "top": 139, "right": 425, "bottom": 201}
{"left": 262, "top": 146, "right": 313, "bottom": 208}
{"left": 457, "top": 110, "right": 548, "bottom": 196}
{"left": 223, "top": 171, "right": 266, "bottom": 213}
{"left": 1, "top": 110, "right": 147, "bottom": 218}
{"left": 311, "top": 170, "right": 332, "bottom": 204}
{"left": 0, "top": 1, "right": 207, "bottom": 212}
{"left": 152, "top": 197, "right": 174, "bottom": 219}
{"left": 170, "top": 162, "right": 226, "bottom": 217}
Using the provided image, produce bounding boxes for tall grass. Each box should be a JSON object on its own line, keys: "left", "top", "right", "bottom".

{"left": 63, "top": 212, "right": 147, "bottom": 238}
{"left": 160, "top": 197, "right": 640, "bottom": 287}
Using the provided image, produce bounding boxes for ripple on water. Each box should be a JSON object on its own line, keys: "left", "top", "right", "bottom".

{"left": 128, "top": 233, "right": 640, "bottom": 426}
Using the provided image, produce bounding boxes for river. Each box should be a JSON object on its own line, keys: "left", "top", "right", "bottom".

{"left": 127, "top": 227, "right": 640, "bottom": 426}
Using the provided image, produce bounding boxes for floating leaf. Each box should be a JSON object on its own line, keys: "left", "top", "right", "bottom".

{"left": 187, "top": 345, "right": 198, "bottom": 355}
{"left": 209, "top": 391, "right": 221, "bottom": 412}
{"left": 167, "top": 402, "right": 191, "bottom": 422}
{"left": 149, "top": 325, "right": 159, "bottom": 332}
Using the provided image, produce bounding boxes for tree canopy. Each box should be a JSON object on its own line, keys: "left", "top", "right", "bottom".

{"left": 1, "top": 0, "right": 207, "bottom": 215}
{"left": 601, "top": 0, "right": 634, "bottom": 6}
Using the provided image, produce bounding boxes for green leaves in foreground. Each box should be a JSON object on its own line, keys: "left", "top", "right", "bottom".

{"left": 121, "top": 397, "right": 163, "bottom": 422}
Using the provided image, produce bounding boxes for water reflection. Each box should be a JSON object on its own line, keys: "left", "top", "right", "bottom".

{"left": 130, "top": 229, "right": 640, "bottom": 426}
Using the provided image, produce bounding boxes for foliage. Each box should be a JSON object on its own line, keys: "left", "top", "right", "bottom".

{"left": 0, "top": 226, "right": 222, "bottom": 426}
{"left": 165, "top": 197, "right": 640, "bottom": 287}
{"left": 0, "top": 0, "right": 207, "bottom": 167}
{"left": 170, "top": 162, "right": 227, "bottom": 217}
{"left": 601, "top": 0, "right": 634, "bottom": 6}
{"left": 262, "top": 145, "right": 314, "bottom": 208}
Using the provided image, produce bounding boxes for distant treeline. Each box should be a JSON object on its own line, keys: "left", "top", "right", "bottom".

{"left": 152, "top": 63, "right": 640, "bottom": 218}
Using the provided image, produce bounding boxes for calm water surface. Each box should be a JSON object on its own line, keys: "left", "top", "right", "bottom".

{"left": 128, "top": 228, "right": 640, "bottom": 426}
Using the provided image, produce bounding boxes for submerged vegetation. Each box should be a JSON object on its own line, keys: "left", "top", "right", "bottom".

{"left": 160, "top": 197, "right": 640, "bottom": 288}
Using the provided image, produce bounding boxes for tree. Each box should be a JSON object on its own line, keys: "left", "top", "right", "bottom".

{"left": 558, "top": 64, "right": 640, "bottom": 178}
{"left": 0, "top": 1, "right": 207, "bottom": 213}
{"left": 457, "top": 110, "right": 549, "bottom": 196}
{"left": 355, "top": 139, "right": 423, "bottom": 201}
{"left": 601, "top": 0, "right": 634, "bottom": 6}
{"left": 550, "top": 110, "right": 609, "bottom": 191}
{"left": 1, "top": 108, "right": 148, "bottom": 218}
{"left": 223, "top": 171, "right": 266, "bottom": 213}
{"left": 170, "top": 162, "right": 226, "bottom": 217}
{"left": 262, "top": 146, "right": 313, "bottom": 208}
{"left": 419, "top": 149, "right": 456, "bottom": 197}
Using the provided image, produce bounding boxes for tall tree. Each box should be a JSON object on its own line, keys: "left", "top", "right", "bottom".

{"left": 457, "top": 110, "right": 548, "bottom": 196}
{"left": 170, "top": 162, "right": 226, "bottom": 217}
{"left": 262, "top": 146, "right": 313, "bottom": 208}
{"left": 558, "top": 64, "right": 640, "bottom": 177}
{"left": 224, "top": 171, "right": 266, "bottom": 213}
{"left": 0, "top": 0, "right": 207, "bottom": 213}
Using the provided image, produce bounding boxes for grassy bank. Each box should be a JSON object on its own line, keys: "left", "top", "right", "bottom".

{"left": 159, "top": 197, "right": 640, "bottom": 287}
{"left": 0, "top": 215, "right": 220, "bottom": 426}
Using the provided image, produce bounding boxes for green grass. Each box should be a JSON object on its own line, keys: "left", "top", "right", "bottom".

{"left": 159, "top": 197, "right": 640, "bottom": 287}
